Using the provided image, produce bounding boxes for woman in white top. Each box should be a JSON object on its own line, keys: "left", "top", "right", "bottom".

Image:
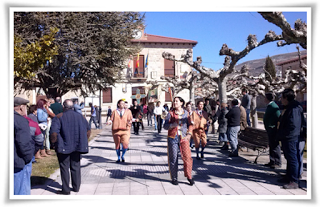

{"left": 45, "top": 98, "right": 55, "bottom": 155}
{"left": 153, "top": 101, "right": 166, "bottom": 133}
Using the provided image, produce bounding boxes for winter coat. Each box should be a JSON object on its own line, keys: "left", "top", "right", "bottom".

{"left": 50, "top": 110, "right": 90, "bottom": 154}
{"left": 239, "top": 105, "right": 248, "bottom": 130}
{"left": 225, "top": 106, "right": 241, "bottom": 127}
{"left": 14, "top": 111, "right": 34, "bottom": 173}
{"left": 218, "top": 108, "right": 228, "bottom": 133}
{"left": 276, "top": 100, "right": 305, "bottom": 142}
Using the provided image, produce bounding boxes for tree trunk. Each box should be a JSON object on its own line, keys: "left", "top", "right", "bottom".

{"left": 189, "top": 86, "right": 195, "bottom": 103}
{"left": 250, "top": 94, "right": 258, "bottom": 128}
{"left": 218, "top": 77, "right": 227, "bottom": 104}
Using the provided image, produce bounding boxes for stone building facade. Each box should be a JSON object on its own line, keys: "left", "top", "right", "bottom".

{"left": 16, "top": 28, "right": 198, "bottom": 115}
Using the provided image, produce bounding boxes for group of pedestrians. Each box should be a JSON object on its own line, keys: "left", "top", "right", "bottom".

{"left": 264, "top": 89, "right": 306, "bottom": 189}
{"left": 14, "top": 97, "right": 90, "bottom": 195}
{"left": 14, "top": 87, "right": 307, "bottom": 195}
{"left": 28, "top": 97, "right": 63, "bottom": 159}
{"left": 217, "top": 88, "right": 306, "bottom": 189}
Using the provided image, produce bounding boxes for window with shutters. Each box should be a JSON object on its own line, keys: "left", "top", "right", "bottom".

{"left": 103, "top": 87, "right": 112, "bottom": 103}
{"left": 164, "top": 58, "right": 175, "bottom": 77}
{"left": 133, "top": 55, "right": 145, "bottom": 78}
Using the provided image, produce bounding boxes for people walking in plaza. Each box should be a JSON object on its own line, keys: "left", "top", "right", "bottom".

{"left": 124, "top": 101, "right": 129, "bottom": 109}
{"left": 263, "top": 93, "right": 282, "bottom": 169}
{"left": 130, "top": 100, "right": 141, "bottom": 135}
{"left": 106, "top": 106, "right": 112, "bottom": 122}
{"left": 276, "top": 88, "right": 306, "bottom": 189}
{"left": 211, "top": 100, "right": 220, "bottom": 134}
{"left": 24, "top": 115, "right": 44, "bottom": 164}
{"left": 74, "top": 100, "right": 84, "bottom": 115}
{"left": 50, "top": 99, "right": 90, "bottom": 195}
{"left": 238, "top": 99, "right": 248, "bottom": 131}
{"left": 147, "top": 103, "right": 154, "bottom": 126}
{"left": 107, "top": 99, "right": 134, "bottom": 162}
{"left": 28, "top": 104, "right": 38, "bottom": 123}
{"left": 44, "top": 98, "right": 55, "bottom": 155}
{"left": 143, "top": 104, "right": 148, "bottom": 119}
{"left": 225, "top": 99, "right": 241, "bottom": 157}
{"left": 204, "top": 99, "right": 212, "bottom": 130}
{"left": 189, "top": 100, "right": 209, "bottom": 160}
{"left": 36, "top": 99, "right": 49, "bottom": 158}
{"left": 154, "top": 101, "right": 166, "bottom": 133}
{"left": 50, "top": 97, "right": 63, "bottom": 115}
{"left": 88, "top": 102, "right": 99, "bottom": 129}
{"left": 163, "top": 96, "right": 194, "bottom": 186}
{"left": 186, "top": 101, "right": 194, "bottom": 149}
{"left": 241, "top": 88, "right": 251, "bottom": 127}
{"left": 163, "top": 103, "right": 169, "bottom": 112}
{"left": 14, "top": 97, "right": 34, "bottom": 195}
{"left": 218, "top": 103, "right": 229, "bottom": 150}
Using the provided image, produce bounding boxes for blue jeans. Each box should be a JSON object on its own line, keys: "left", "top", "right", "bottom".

{"left": 147, "top": 113, "right": 153, "bottom": 126}
{"left": 298, "top": 141, "right": 306, "bottom": 176}
{"left": 14, "top": 161, "right": 32, "bottom": 195}
{"left": 89, "top": 116, "right": 98, "bottom": 129}
{"left": 281, "top": 140, "right": 299, "bottom": 183}
{"left": 218, "top": 133, "right": 228, "bottom": 142}
{"left": 154, "top": 115, "right": 157, "bottom": 130}
{"left": 246, "top": 109, "right": 251, "bottom": 127}
{"left": 227, "top": 126, "right": 240, "bottom": 152}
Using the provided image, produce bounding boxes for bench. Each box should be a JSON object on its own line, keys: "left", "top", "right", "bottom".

{"left": 238, "top": 127, "right": 269, "bottom": 164}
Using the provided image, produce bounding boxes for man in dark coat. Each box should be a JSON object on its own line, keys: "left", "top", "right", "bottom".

{"left": 50, "top": 99, "right": 90, "bottom": 195}
{"left": 225, "top": 99, "right": 241, "bottom": 157}
{"left": 50, "top": 97, "right": 63, "bottom": 115}
{"left": 276, "top": 88, "right": 305, "bottom": 189}
{"left": 14, "top": 97, "right": 34, "bottom": 195}
{"left": 241, "top": 89, "right": 251, "bottom": 127}
{"left": 263, "top": 93, "right": 281, "bottom": 169}
{"left": 130, "top": 100, "right": 141, "bottom": 135}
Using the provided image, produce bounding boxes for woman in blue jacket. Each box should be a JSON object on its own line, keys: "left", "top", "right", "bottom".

{"left": 36, "top": 99, "right": 49, "bottom": 158}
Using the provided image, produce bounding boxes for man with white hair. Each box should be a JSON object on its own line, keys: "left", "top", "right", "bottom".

{"left": 14, "top": 97, "right": 34, "bottom": 195}
{"left": 50, "top": 99, "right": 90, "bottom": 195}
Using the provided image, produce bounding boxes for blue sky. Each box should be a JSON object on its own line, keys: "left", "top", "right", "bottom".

{"left": 143, "top": 11, "right": 307, "bottom": 70}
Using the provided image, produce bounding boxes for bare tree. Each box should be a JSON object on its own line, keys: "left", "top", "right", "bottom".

{"left": 163, "top": 12, "right": 307, "bottom": 104}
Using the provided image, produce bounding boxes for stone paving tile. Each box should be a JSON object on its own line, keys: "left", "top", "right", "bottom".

{"left": 208, "top": 178, "right": 239, "bottom": 195}
{"left": 222, "top": 178, "right": 256, "bottom": 195}
{"left": 237, "top": 180, "right": 275, "bottom": 195}
{"left": 112, "top": 186, "right": 130, "bottom": 195}
{"left": 147, "top": 188, "right": 167, "bottom": 195}
{"left": 77, "top": 183, "right": 99, "bottom": 195}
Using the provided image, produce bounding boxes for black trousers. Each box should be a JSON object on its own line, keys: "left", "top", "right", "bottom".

{"left": 133, "top": 122, "right": 140, "bottom": 134}
{"left": 147, "top": 113, "right": 153, "bottom": 126}
{"left": 156, "top": 115, "right": 162, "bottom": 133}
{"left": 57, "top": 152, "right": 81, "bottom": 193}
{"left": 266, "top": 128, "right": 282, "bottom": 165}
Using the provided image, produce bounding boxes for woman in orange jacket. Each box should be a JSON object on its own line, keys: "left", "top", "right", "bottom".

{"left": 107, "top": 99, "right": 136, "bottom": 162}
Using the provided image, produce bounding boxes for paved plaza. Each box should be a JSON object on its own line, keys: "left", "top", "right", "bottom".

{"left": 30, "top": 121, "right": 308, "bottom": 196}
